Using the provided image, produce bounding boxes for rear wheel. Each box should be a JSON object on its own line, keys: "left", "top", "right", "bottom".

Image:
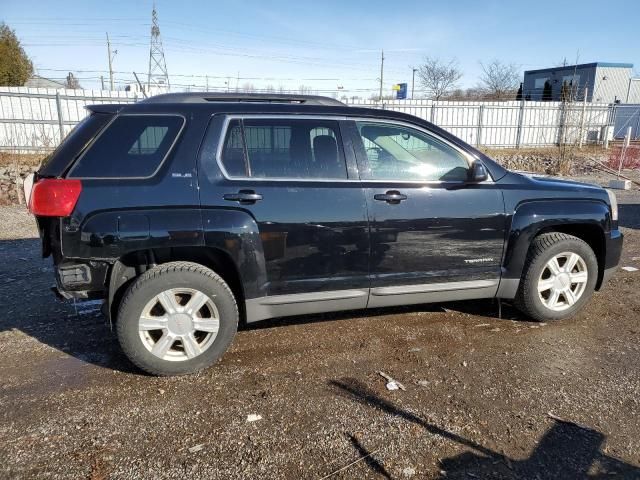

{"left": 116, "top": 262, "right": 238, "bottom": 376}
{"left": 515, "top": 233, "right": 598, "bottom": 321}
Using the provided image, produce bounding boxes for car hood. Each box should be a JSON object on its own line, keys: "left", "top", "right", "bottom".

{"left": 531, "top": 175, "right": 605, "bottom": 192}
{"left": 508, "top": 171, "right": 605, "bottom": 193}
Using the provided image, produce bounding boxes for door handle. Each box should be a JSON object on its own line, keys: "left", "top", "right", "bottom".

{"left": 223, "top": 190, "right": 263, "bottom": 204}
{"left": 374, "top": 190, "right": 407, "bottom": 204}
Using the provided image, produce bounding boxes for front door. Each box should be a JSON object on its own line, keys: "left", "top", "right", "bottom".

{"left": 348, "top": 120, "right": 506, "bottom": 307}
{"left": 198, "top": 115, "right": 370, "bottom": 320}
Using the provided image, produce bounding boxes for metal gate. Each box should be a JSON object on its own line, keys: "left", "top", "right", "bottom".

{"left": 613, "top": 104, "right": 640, "bottom": 140}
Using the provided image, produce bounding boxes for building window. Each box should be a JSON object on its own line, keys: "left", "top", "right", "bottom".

{"left": 534, "top": 77, "right": 549, "bottom": 89}
{"left": 562, "top": 74, "right": 580, "bottom": 84}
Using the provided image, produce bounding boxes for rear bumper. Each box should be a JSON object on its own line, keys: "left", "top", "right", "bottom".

{"left": 53, "top": 260, "right": 109, "bottom": 299}
{"left": 599, "top": 229, "right": 623, "bottom": 289}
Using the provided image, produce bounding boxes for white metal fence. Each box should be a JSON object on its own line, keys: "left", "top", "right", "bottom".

{"left": 0, "top": 87, "right": 634, "bottom": 153}
{"left": 346, "top": 99, "right": 614, "bottom": 148}
{"left": 0, "top": 87, "right": 138, "bottom": 153}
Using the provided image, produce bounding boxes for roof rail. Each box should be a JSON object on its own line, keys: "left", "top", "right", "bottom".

{"left": 140, "top": 92, "right": 345, "bottom": 106}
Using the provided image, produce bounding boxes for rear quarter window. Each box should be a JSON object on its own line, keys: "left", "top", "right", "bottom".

{"left": 68, "top": 114, "right": 184, "bottom": 178}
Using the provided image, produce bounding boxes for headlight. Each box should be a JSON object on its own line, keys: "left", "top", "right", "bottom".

{"left": 606, "top": 189, "right": 618, "bottom": 222}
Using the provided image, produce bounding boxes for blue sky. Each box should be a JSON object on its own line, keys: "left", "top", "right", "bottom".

{"left": 2, "top": 0, "right": 639, "bottom": 96}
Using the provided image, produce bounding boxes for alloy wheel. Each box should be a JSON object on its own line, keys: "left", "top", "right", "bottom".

{"left": 138, "top": 288, "right": 220, "bottom": 361}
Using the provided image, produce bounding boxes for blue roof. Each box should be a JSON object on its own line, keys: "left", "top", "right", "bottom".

{"left": 524, "top": 62, "right": 633, "bottom": 75}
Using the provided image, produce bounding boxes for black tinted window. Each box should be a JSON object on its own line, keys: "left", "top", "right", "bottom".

{"left": 356, "top": 122, "right": 469, "bottom": 181}
{"left": 69, "top": 115, "right": 184, "bottom": 178}
{"left": 220, "top": 120, "right": 248, "bottom": 177}
{"left": 220, "top": 118, "right": 347, "bottom": 179}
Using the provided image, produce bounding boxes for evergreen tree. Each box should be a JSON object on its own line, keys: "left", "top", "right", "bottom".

{"left": 0, "top": 23, "right": 33, "bottom": 86}
{"left": 516, "top": 82, "right": 523, "bottom": 100}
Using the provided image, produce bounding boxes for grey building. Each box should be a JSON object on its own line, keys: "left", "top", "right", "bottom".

{"left": 24, "top": 75, "right": 66, "bottom": 89}
{"left": 523, "top": 62, "right": 639, "bottom": 103}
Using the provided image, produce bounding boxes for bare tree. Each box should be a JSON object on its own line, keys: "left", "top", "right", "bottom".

{"left": 65, "top": 72, "right": 82, "bottom": 89}
{"left": 478, "top": 60, "right": 520, "bottom": 99}
{"left": 417, "top": 57, "right": 462, "bottom": 100}
{"left": 240, "top": 82, "right": 255, "bottom": 93}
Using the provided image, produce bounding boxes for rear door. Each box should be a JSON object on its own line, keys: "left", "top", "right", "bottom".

{"left": 198, "top": 115, "right": 370, "bottom": 320}
{"left": 347, "top": 119, "right": 506, "bottom": 307}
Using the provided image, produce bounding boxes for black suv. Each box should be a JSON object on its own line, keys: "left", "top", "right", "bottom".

{"left": 28, "top": 93, "right": 622, "bottom": 375}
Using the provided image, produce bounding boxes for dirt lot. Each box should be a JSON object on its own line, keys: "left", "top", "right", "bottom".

{"left": 1, "top": 175, "right": 640, "bottom": 479}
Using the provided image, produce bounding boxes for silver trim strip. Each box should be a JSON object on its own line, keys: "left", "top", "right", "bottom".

{"left": 371, "top": 279, "right": 498, "bottom": 296}
{"left": 258, "top": 289, "right": 368, "bottom": 306}
{"left": 367, "top": 283, "right": 498, "bottom": 309}
{"left": 245, "top": 288, "right": 369, "bottom": 323}
{"left": 244, "top": 280, "right": 500, "bottom": 322}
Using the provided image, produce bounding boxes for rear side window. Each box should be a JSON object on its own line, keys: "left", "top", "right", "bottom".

{"left": 220, "top": 118, "right": 347, "bottom": 179}
{"left": 69, "top": 115, "right": 184, "bottom": 178}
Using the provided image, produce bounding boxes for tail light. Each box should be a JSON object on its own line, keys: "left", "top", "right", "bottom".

{"left": 28, "top": 179, "right": 82, "bottom": 217}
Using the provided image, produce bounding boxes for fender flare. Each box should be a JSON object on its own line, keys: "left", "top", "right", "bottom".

{"left": 497, "top": 199, "right": 610, "bottom": 299}
{"left": 104, "top": 208, "right": 268, "bottom": 321}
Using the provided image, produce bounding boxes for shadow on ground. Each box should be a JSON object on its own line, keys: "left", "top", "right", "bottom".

{"left": 0, "top": 238, "right": 142, "bottom": 375}
{"left": 330, "top": 378, "right": 640, "bottom": 479}
{"left": 0, "top": 237, "right": 532, "bottom": 374}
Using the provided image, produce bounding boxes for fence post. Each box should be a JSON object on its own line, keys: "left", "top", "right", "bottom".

{"left": 430, "top": 102, "right": 436, "bottom": 123}
{"left": 476, "top": 105, "right": 484, "bottom": 147}
{"left": 515, "top": 98, "right": 525, "bottom": 148}
{"left": 578, "top": 87, "right": 588, "bottom": 148}
{"left": 55, "top": 92, "right": 64, "bottom": 143}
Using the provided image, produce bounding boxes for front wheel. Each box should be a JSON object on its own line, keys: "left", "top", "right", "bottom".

{"left": 116, "top": 262, "right": 238, "bottom": 376}
{"left": 515, "top": 233, "right": 598, "bottom": 321}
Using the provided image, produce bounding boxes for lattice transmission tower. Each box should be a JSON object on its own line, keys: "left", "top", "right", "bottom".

{"left": 147, "top": 4, "right": 170, "bottom": 92}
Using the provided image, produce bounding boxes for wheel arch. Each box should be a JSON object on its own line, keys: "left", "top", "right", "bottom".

{"left": 108, "top": 246, "right": 247, "bottom": 323}
{"left": 498, "top": 199, "right": 610, "bottom": 298}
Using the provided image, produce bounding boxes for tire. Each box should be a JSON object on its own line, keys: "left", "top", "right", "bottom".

{"left": 514, "top": 232, "right": 598, "bottom": 321}
{"left": 116, "top": 261, "right": 238, "bottom": 376}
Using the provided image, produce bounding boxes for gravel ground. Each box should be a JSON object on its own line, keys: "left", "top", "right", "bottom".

{"left": 1, "top": 175, "right": 640, "bottom": 479}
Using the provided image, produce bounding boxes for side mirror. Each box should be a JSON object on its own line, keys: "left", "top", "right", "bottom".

{"left": 468, "top": 161, "right": 488, "bottom": 183}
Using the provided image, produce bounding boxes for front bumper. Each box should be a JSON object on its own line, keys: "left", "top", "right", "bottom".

{"left": 599, "top": 229, "right": 623, "bottom": 289}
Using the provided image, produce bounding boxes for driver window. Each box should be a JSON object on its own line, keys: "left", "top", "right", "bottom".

{"left": 356, "top": 122, "right": 469, "bottom": 181}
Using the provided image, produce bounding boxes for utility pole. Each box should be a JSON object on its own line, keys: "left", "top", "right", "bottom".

{"left": 106, "top": 33, "right": 116, "bottom": 90}
{"left": 379, "top": 49, "right": 384, "bottom": 102}
{"left": 411, "top": 67, "right": 418, "bottom": 99}
{"left": 100, "top": 75, "right": 105, "bottom": 90}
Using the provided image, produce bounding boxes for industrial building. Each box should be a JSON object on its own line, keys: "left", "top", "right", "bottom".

{"left": 523, "top": 62, "right": 640, "bottom": 103}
